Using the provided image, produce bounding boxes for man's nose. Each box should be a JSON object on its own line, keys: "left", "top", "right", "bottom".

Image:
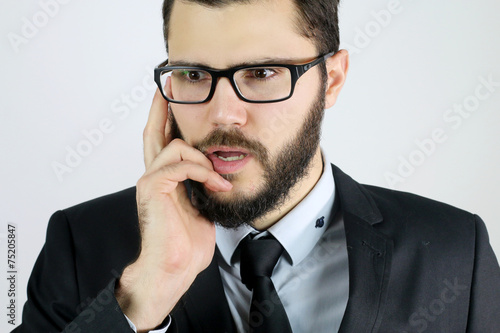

{"left": 207, "top": 77, "right": 248, "bottom": 128}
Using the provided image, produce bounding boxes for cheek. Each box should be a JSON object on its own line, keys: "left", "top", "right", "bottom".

{"left": 249, "top": 102, "right": 304, "bottom": 153}
{"left": 171, "top": 107, "right": 207, "bottom": 144}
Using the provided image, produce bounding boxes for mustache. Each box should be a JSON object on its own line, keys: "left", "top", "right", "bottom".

{"left": 194, "top": 128, "right": 269, "bottom": 163}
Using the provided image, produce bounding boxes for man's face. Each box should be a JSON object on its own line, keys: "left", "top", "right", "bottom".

{"left": 167, "top": 0, "right": 327, "bottom": 228}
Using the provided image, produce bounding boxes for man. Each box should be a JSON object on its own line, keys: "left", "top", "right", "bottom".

{"left": 14, "top": 0, "right": 500, "bottom": 332}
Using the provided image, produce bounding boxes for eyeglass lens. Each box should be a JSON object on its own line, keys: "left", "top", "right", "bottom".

{"left": 159, "top": 67, "right": 292, "bottom": 102}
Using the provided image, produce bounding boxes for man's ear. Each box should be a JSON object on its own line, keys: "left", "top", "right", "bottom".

{"left": 324, "top": 49, "right": 349, "bottom": 109}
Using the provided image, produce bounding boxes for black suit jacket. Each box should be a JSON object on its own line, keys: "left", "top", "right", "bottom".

{"left": 13, "top": 165, "right": 500, "bottom": 332}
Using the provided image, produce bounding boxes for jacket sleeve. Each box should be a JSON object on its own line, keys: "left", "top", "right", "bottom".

{"left": 61, "top": 280, "right": 135, "bottom": 333}
{"left": 466, "top": 215, "right": 500, "bottom": 332}
{"left": 12, "top": 211, "right": 134, "bottom": 333}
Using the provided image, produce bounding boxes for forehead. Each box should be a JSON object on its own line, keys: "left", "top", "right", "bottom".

{"left": 167, "top": 0, "right": 316, "bottom": 68}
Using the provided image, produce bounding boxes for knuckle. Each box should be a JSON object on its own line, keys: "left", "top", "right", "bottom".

{"left": 178, "top": 161, "right": 198, "bottom": 174}
{"left": 158, "top": 164, "right": 174, "bottom": 174}
{"left": 136, "top": 176, "right": 147, "bottom": 189}
{"left": 143, "top": 126, "right": 153, "bottom": 140}
{"left": 136, "top": 175, "right": 155, "bottom": 194}
{"left": 158, "top": 164, "right": 184, "bottom": 180}
{"left": 168, "top": 138, "right": 185, "bottom": 148}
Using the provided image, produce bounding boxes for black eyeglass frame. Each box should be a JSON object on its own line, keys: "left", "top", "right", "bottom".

{"left": 154, "top": 51, "right": 335, "bottom": 104}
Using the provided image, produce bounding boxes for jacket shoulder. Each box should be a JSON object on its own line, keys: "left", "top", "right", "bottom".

{"left": 63, "top": 186, "right": 137, "bottom": 223}
{"left": 363, "top": 184, "right": 476, "bottom": 225}
{"left": 61, "top": 185, "right": 140, "bottom": 259}
{"left": 361, "top": 184, "right": 478, "bottom": 260}
{"left": 59, "top": 187, "right": 140, "bottom": 296}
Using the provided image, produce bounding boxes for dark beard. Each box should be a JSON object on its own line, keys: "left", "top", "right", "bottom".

{"left": 169, "top": 90, "right": 325, "bottom": 229}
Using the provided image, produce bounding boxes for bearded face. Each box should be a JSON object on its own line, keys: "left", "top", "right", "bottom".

{"left": 170, "top": 86, "right": 325, "bottom": 229}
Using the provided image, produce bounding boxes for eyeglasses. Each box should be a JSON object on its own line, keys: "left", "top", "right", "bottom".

{"left": 154, "top": 52, "right": 335, "bottom": 104}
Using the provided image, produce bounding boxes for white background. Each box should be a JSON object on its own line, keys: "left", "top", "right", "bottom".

{"left": 1, "top": 0, "right": 499, "bottom": 331}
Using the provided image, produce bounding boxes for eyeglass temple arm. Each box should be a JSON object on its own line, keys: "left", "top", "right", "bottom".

{"left": 295, "top": 51, "right": 336, "bottom": 77}
{"left": 156, "top": 59, "right": 169, "bottom": 68}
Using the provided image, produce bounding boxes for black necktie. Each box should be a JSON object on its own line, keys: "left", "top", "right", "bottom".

{"left": 239, "top": 234, "right": 293, "bottom": 333}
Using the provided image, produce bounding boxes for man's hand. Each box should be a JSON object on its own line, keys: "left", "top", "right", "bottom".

{"left": 115, "top": 89, "right": 232, "bottom": 332}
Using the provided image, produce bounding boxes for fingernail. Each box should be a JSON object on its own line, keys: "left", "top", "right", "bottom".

{"left": 219, "top": 177, "right": 232, "bottom": 189}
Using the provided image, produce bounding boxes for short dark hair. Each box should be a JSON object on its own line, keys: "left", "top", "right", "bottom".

{"left": 161, "top": 0, "right": 340, "bottom": 55}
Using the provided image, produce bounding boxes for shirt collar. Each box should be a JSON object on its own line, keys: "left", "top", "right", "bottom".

{"left": 216, "top": 149, "right": 336, "bottom": 267}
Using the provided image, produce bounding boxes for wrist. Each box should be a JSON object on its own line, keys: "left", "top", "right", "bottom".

{"left": 115, "top": 261, "right": 190, "bottom": 331}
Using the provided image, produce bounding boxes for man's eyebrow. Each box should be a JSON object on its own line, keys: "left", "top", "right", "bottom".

{"left": 168, "top": 57, "right": 302, "bottom": 68}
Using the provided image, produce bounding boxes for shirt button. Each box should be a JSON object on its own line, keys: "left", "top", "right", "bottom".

{"left": 315, "top": 216, "right": 325, "bottom": 228}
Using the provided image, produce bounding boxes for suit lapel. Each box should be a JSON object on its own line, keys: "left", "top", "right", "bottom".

{"left": 332, "top": 165, "right": 393, "bottom": 333}
{"left": 181, "top": 250, "right": 236, "bottom": 333}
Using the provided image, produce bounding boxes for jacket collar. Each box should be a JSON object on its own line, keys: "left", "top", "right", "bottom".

{"left": 331, "top": 164, "right": 383, "bottom": 226}
{"left": 332, "top": 164, "right": 392, "bottom": 333}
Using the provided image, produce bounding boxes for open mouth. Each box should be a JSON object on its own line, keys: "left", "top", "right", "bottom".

{"left": 213, "top": 151, "right": 248, "bottom": 162}
{"left": 205, "top": 147, "right": 252, "bottom": 174}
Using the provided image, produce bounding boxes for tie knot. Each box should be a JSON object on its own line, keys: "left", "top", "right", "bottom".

{"left": 239, "top": 234, "right": 284, "bottom": 290}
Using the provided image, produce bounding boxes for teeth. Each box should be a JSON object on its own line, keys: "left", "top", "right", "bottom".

{"left": 216, "top": 154, "right": 246, "bottom": 162}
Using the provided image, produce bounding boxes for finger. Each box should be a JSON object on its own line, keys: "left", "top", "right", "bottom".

{"left": 155, "top": 161, "right": 233, "bottom": 193}
{"left": 147, "top": 139, "right": 214, "bottom": 174}
{"left": 164, "top": 103, "right": 173, "bottom": 144}
{"left": 144, "top": 88, "right": 169, "bottom": 168}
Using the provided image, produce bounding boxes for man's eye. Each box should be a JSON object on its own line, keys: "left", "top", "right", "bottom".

{"left": 184, "top": 71, "right": 203, "bottom": 81}
{"left": 177, "top": 70, "right": 209, "bottom": 82}
{"left": 250, "top": 68, "right": 276, "bottom": 79}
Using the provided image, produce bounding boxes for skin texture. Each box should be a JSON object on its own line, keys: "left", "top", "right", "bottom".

{"left": 115, "top": 0, "right": 349, "bottom": 331}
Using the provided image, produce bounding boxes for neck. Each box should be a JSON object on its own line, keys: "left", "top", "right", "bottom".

{"left": 252, "top": 148, "right": 324, "bottom": 230}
